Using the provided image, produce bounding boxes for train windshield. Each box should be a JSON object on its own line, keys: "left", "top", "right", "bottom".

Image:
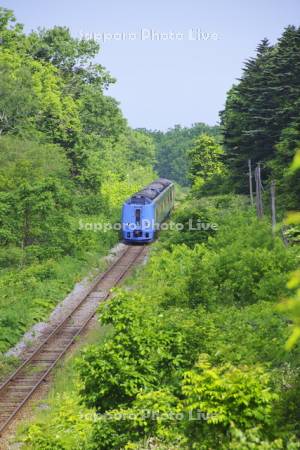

{"left": 135, "top": 208, "right": 141, "bottom": 226}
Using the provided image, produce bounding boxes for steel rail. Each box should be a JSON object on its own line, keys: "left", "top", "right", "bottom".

{"left": 0, "top": 244, "right": 146, "bottom": 436}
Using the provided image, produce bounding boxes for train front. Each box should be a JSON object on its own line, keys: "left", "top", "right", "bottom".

{"left": 122, "top": 195, "right": 155, "bottom": 243}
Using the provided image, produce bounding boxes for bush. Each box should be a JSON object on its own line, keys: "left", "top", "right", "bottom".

{"left": 22, "top": 393, "right": 94, "bottom": 450}
{"left": 182, "top": 355, "right": 278, "bottom": 449}
{"left": 22, "top": 195, "right": 300, "bottom": 448}
{"left": 0, "top": 245, "right": 23, "bottom": 268}
{"left": 206, "top": 302, "right": 300, "bottom": 367}
{"left": 187, "top": 212, "right": 296, "bottom": 309}
{"left": 159, "top": 204, "right": 217, "bottom": 248}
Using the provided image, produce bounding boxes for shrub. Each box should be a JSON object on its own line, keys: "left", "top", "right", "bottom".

{"left": 182, "top": 355, "right": 278, "bottom": 448}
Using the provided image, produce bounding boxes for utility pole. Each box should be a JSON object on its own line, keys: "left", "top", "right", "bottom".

{"left": 271, "top": 180, "right": 276, "bottom": 236}
{"left": 248, "top": 159, "right": 254, "bottom": 206}
{"left": 255, "top": 163, "right": 263, "bottom": 219}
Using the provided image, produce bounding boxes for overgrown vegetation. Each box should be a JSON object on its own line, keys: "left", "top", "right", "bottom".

{"left": 0, "top": 7, "right": 155, "bottom": 369}
{"left": 1, "top": 7, "right": 300, "bottom": 450}
{"left": 22, "top": 197, "right": 300, "bottom": 449}
{"left": 0, "top": 7, "right": 222, "bottom": 367}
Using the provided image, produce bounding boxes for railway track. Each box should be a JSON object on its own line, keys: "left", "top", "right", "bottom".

{"left": 0, "top": 244, "right": 146, "bottom": 436}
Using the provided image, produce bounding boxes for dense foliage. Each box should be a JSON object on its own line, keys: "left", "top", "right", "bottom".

{"left": 220, "top": 27, "right": 300, "bottom": 211}
{"left": 23, "top": 197, "right": 300, "bottom": 449}
{"left": 140, "top": 123, "right": 220, "bottom": 186}
{"left": 1, "top": 7, "right": 300, "bottom": 450}
{"left": 278, "top": 151, "right": 300, "bottom": 350}
{"left": 0, "top": 8, "right": 155, "bottom": 364}
{"left": 187, "top": 134, "right": 230, "bottom": 196}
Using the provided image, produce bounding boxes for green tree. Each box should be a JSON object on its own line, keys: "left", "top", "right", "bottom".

{"left": 0, "top": 49, "right": 81, "bottom": 146}
{"left": 141, "top": 123, "right": 220, "bottom": 185}
{"left": 126, "top": 129, "right": 156, "bottom": 167}
{"left": 0, "top": 136, "right": 74, "bottom": 259}
{"left": 221, "top": 26, "right": 300, "bottom": 202}
{"left": 188, "top": 134, "right": 225, "bottom": 190}
{"left": 26, "top": 26, "right": 114, "bottom": 93}
{"left": 0, "top": 7, "right": 26, "bottom": 51}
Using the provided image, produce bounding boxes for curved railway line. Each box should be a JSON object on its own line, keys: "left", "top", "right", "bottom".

{"left": 0, "top": 244, "right": 147, "bottom": 437}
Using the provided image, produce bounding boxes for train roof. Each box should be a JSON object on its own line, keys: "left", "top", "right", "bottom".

{"left": 126, "top": 178, "right": 173, "bottom": 204}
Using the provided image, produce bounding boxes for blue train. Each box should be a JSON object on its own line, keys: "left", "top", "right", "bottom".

{"left": 121, "top": 179, "right": 175, "bottom": 243}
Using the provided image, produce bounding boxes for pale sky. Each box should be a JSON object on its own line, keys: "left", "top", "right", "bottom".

{"left": 2, "top": 0, "right": 300, "bottom": 130}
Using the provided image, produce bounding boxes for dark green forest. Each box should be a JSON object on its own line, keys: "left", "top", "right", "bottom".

{"left": 0, "top": 7, "right": 300, "bottom": 450}
{"left": 139, "top": 123, "right": 220, "bottom": 186}
{"left": 221, "top": 27, "right": 300, "bottom": 211}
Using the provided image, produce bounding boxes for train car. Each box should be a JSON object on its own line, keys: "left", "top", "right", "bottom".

{"left": 121, "top": 179, "right": 175, "bottom": 243}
